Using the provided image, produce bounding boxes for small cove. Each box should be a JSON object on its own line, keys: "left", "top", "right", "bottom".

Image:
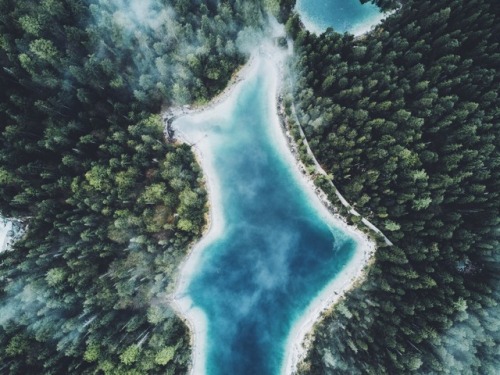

{"left": 296, "top": 0, "right": 384, "bottom": 35}
{"left": 172, "top": 47, "right": 369, "bottom": 375}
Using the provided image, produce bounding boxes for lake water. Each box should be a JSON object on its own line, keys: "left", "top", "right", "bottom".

{"left": 174, "top": 55, "right": 358, "bottom": 375}
{"left": 296, "top": 0, "right": 384, "bottom": 35}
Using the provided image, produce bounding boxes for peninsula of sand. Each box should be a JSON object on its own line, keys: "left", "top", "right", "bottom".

{"left": 167, "top": 34, "right": 377, "bottom": 375}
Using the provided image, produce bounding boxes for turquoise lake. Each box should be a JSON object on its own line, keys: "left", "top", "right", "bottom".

{"left": 174, "top": 57, "right": 358, "bottom": 375}
{"left": 296, "top": 0, "right": 383, "bottom": 35}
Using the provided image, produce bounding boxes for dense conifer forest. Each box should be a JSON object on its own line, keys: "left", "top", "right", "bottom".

{"left": 0, "top": 0, "right": 266, "bottom": 373}
{"left": 1, "top": 0, "right": 499, "bottom": 373}
{"left": 286, "top": 0, "right": 500, "bottom": 373}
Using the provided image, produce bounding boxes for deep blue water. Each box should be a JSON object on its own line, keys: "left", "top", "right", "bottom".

{"left": 296, "top": 0, "right": 382, "bottom": 34}
{"left": 176, "top": 61, "right": 356, "bottom": 375}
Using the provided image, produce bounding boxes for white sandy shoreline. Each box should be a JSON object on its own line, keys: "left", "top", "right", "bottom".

{"left": 166, "top": 37, "right": 377, "bottom": 375}
{"left": 265, "top": 46, "right": 376, "bottom": 375}
{"left": 167, "top": 53, "right": 261, "bottom": 375}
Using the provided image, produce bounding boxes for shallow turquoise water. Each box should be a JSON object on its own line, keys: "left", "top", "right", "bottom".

{"left": 296, "top": 0, "right": 382, "bottom": 34}
{"left": 176, "top": 60, "right": 357, "bottom": 375}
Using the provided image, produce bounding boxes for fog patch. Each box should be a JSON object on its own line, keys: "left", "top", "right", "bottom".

{"left": 94, "top": 0, "right": 177, "bottom": 32}
{"left": 0, "top": 217, "right": 25, "bottom": 253}
{"left": 255, "top": 228, "right": 297, "bottom": 291}
{"left": 435, "top": 274, "right": 500, "bottom": 373}
{"left": 236, "top": 16, "right": 286, "bottom": 56}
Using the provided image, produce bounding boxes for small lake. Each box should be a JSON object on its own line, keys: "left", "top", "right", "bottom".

{"left": 174, "top": 50, "right": 361, "bottom": 375}
{"left": 296, "top": 0, "right": 384, "bottom": 35}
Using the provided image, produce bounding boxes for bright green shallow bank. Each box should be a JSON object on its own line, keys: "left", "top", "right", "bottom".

{"left": 174, "top": 57, "right": 359, "bottom": 375}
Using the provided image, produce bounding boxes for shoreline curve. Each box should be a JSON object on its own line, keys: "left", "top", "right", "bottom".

{"left": 166, "top": 39, "right": 377, "bottom": 375}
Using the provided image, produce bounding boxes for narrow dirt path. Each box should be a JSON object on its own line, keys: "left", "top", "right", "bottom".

{"left": 286, "top": 93, "right": 393, "bottom": 246}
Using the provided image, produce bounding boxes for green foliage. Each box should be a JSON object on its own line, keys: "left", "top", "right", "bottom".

{"left": 0, "top": 0, "right": 265, "bottom": 373}
{"left": 29, "top": 39, "right": 59, "bottom": 62}
{"left": 155, "top": 346, "right": 175, "bottom": 365}
{"left": 84, "top": 343, "right": 100, "bottom": 362}
{"left": 45, "top": 268, "right": 67, "bottom": 286}
{"left": 120, "top": 345, "right": 139, "bottom": 365}
{"left": 290, "top": 0, "right": 500, "bottom": 373}
{"left": 384, "top": 220, "right": 400, "bottom": 232}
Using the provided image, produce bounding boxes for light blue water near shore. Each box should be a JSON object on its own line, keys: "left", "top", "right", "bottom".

{"left": 296, "top": 0, "right": 382, "bottom": 35}
{"left": 175, "top": 60, "right": 357, "bottom": 375}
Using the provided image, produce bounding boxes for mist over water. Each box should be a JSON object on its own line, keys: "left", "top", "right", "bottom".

{"left": 175, "top": 58, "right": 357, "bottom": 374}
{"left": 296, "top": 0, "right": 383, "bottom": 35}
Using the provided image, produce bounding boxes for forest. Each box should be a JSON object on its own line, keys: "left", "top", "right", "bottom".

{"left": 285, "top": 0, "right": 500, "bottom": 373}
{"left": 0, "top": 0, "right": 267, "bottom": 373}
{"left": 1, "top": 0, "right": 499, "bottom": 373}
